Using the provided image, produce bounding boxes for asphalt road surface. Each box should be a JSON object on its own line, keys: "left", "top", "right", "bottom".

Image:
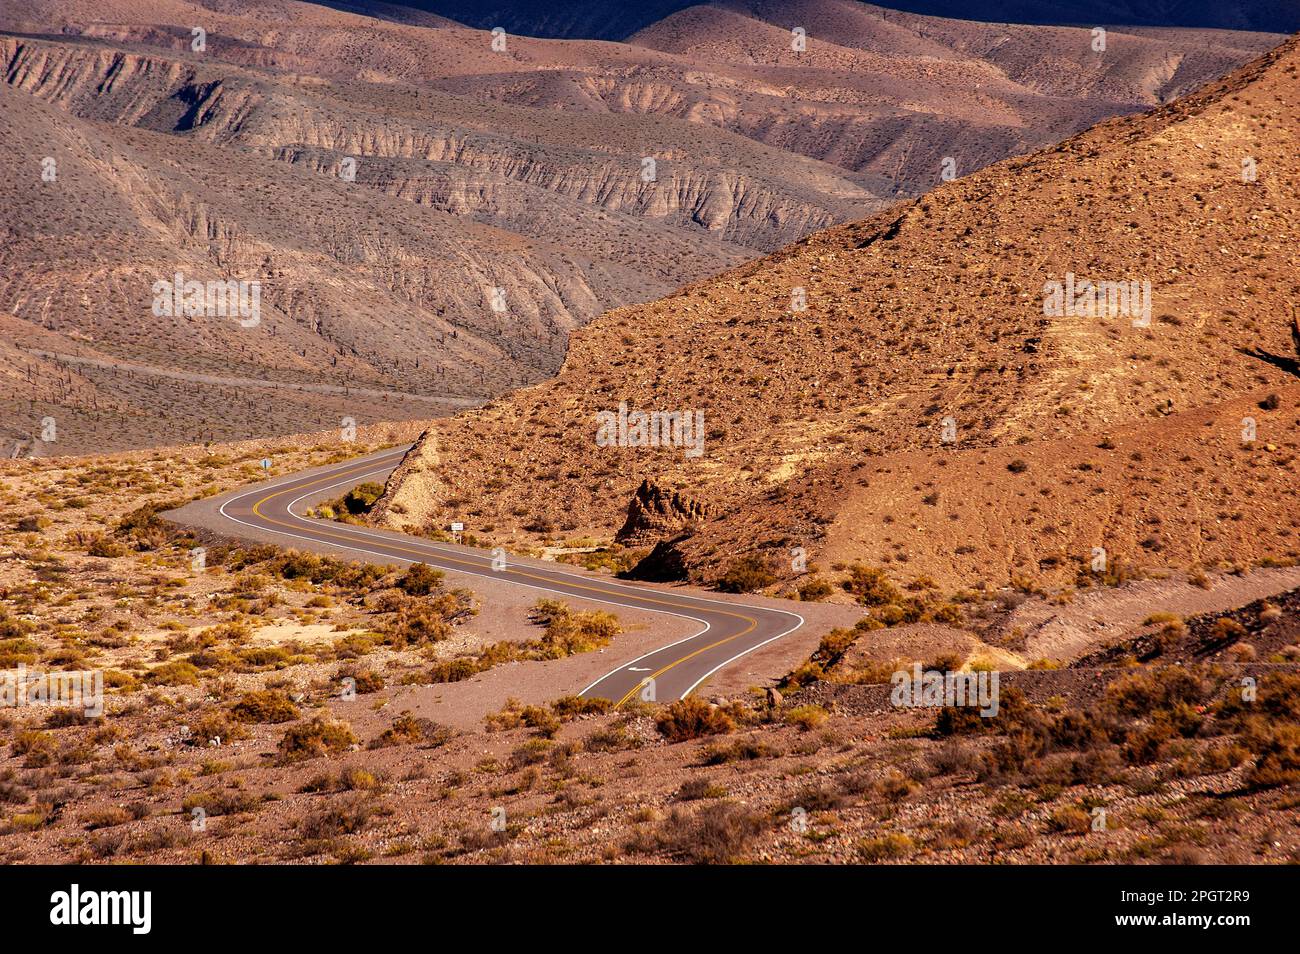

{"left": 165, "top": 446, "right": 805, "bottom": 704}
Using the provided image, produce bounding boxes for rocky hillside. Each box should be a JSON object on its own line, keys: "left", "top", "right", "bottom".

{"left": 1, "top": 0, "right": 1282, "bottom": 452}
{"left": 378, "top": 33, "right": 1300, "bottom": 593}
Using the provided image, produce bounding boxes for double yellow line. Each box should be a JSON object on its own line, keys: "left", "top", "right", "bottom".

{"left": 246, "top": 459, "right": 761, "bottom": 706}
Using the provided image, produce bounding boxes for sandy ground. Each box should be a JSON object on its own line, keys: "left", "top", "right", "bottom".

{"left": 1016, "top": 566, "right": 1300, "bottom": 660}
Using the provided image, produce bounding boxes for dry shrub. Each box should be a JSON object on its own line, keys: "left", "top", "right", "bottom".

{"left": 656, "top": 697, "right": 736, "bottom": 742}
{"left": 428, "top": 658, "right": 479, "bottom": 683}
{"left": 650, "top": 801, "right": 766, "bottom": 863}
{"left": 278, "top": 718, "right": 356, "bottom": 761}
{"left": 185, "top": 712, "right": 249, "bottom": 747}
{"left": 370, "top": 712, "right": 451, "bottom": 749}
{"left": 701, "top": 736, "right": 778, "bottom": 765}
{"left": 146, "top": 661, "right": 200, "bottom": 686}
{"left": 82, "top": 806, "right": 132, "bottom": 830}
{"left": 783, "top": 704, "right": 828, "bottom": 731}
{"left": 842, "top": 564, "right": 902, "bottom": 606}
{"left": 229, "top": 690, "right": 299, "bottom": 724}
{"left": 530, "top": 602, "right": 620, "bottom": 658}
{"left": 716, "top": 555, "right": 776, "bottom": 594}
{"left": 181, "top": 789, "right": 261, "bottom": 817}
{"left": 1243, "top": 723, "right": 1300, "bottom": 789}
{"left": 299, "top": 795, "right": 381, "bottom": 840}
{"left": 858, "top": 833, "right": 915, "bottom": 862}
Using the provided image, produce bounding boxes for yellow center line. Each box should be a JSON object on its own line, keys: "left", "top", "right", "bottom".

{"left": 245, "top": 460, "right": 762, "bottom": 706}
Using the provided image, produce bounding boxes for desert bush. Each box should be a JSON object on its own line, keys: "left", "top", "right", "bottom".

{"left": 927, "top": 740, "right": 982, "bottom": 776}
{"left": 229, "top": 690, "right": 300, "bottom": 724}
{"left": 527, "top": 601, "right": 621, "bottom": 658}
{"left": 428, "top": 658, "right": 480, "bottom": 683}
{"left": 341, "top": 482, "right": 384, "bottom": 515}
{"left": 383, "top": 589, "right": 474, "bottom": 646}
{"left": 181, "top": 789, "right": 260, "bottom": 817}
{"left": 370, "top": 712, "right": 449, "bottom": 749}
{"left": 278, "top": 718, "right": 356, "bottom": 761}
{"left": 146, "top": 661, "right": 200, "bottom": 686}
{"left": 549, "top": 696, "right": 612, "bottom": 719}
{"left": 842, "top": 564, "right": 902, "bottom": 606}
{"left": 651, "top": 801, "right": 766, "bottom": 863}
{"left": 114, "top": 501, "right": 180, "bottom": 550}
{"left": 875, "top": 772, "right": 917, "bottom": 801}
{"left": 44, "top": 708, "right": 92, "bottom": 729}
{"left": 716, "top": 555, "right": 776, "bottom": 593}
{"left": 1200, "top": 742, "right": 1250, "bottom": 774}
{"left": 185, "top": 712, "right": 249, "bottom": 747}
{"left": 338, "top": 668, "right": 384, "bottom": 694}
{"left": 1105, "top": 667, "right": 1215, "bottom": 718}
{"left": 1243, "top": 723, "right": 1300, "bottom": 789}
{"left": 676, "top": 777, "right": 728, "bottom": 800}
{"left": 508, "top": 739, "right": 552, "bottom": 770}
{"left": 858, "top": 833, "right": 915, "bottom": 861}
{"left": 701, "top": 737, "right": 778, "bottom": 765}
{"left": 656, "top": 697, "right": 736, "bottom": 742}
{"left": 1047, "top": 805, "right": 1092, "bottom": 835}
{"left": 783, "top": 704, "right": 828, "bottom": 731}
{"left": 82, "top": 806, "right": 132, "bottom": 830}
{"left": 797, "top": 577, "right": 834, "bottom": 601}
{"left": 12, "top": 730, "right": 54, "bottom": 757}
{"left": 397, "top": 562, "right": 443, "bottom": 596}
{"left": 584, "top": 724, "right": 634, "bottom": 752}
{"left": 299, "top": 795, "right": 379, "bottom": 839}
{"left": 86, "top": 534, "right": 127, "bottom": 558}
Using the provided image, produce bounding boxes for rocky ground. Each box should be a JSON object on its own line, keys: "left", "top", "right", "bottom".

{"left": 1, "top": 428, "right": 1297, "bottom": 864}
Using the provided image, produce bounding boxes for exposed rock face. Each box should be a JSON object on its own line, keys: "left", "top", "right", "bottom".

{"left": 615, "top": 479, "right": 709, "bottom": 547}
{"left": 372, "top": 428, "right": 445, "bottom": 532}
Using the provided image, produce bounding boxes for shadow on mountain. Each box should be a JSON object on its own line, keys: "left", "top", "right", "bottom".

{"left": 1238, "top": 348, "right": 1300, "bottom": 378}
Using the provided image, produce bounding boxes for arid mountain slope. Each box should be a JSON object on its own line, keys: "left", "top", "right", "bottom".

{"left": 1, "top": 0, "right": 1283, "bottom": 452}
{"left": 438, "top": 1, "right": 1282, "bottom": 197}
{"left": 0, "top": 2, "right": 874, "bottom": 452}
{"left": 378, "top": 34, "right": 1300, "bottom": 593}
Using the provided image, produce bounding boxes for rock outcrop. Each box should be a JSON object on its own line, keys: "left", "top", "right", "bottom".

{"left": 615, "top": 479, "right": 709, "bottom": 547}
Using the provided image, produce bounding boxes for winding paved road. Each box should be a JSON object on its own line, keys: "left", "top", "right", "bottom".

{"left": 164, "top": 446, "right": 805, "bottom": 704}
